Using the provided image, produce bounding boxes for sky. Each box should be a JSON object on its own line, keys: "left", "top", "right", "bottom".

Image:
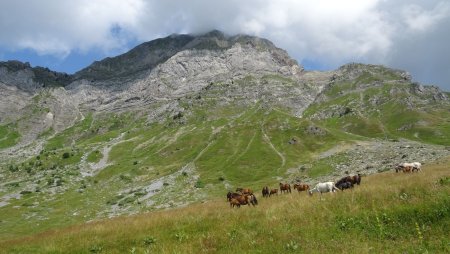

{"left": 0, "top": 0, "right": 449, "bottom": 90}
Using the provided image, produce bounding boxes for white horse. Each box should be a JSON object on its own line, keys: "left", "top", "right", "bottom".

{"left": 412, "top": 162, "right": 422, "bottom": 172}
{"left": 308, "top": 182, "right": 340, "bottom": 196}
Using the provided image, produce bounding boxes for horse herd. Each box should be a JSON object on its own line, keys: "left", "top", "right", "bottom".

{"left": 226, "top": 161, "right": 422, "bottom": 208}
{"left": 226, "top": 174, "right": 362, "bottom": 208}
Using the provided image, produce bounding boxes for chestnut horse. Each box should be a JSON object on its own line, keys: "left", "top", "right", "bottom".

{"left": 236, "top": 187, "right": 253, "bottom": 195}
{"left": 269, "top": 189, "right": 278, "bottom": 196}
{"left": 293, "top": 183, "right": 310, "bottom": 192}
{"left": 279, "top": 183, "right": 291, "bottom": 193}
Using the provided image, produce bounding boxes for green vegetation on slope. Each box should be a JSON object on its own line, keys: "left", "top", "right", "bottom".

{"left": 0, "top": 124, "right": 20, "bottom": 149}
{"left": 1, "top": 159, "right": 448, "bottom": 253}
{"left": 304, "top": 71, "right": 450, "bottom": 145}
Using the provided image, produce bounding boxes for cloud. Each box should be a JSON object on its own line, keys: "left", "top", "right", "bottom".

{"left": 0, "top": 0, "right": 144, "bottom": 57}
{"left": 0, "top": 0, "right": 449, "bottom": 89}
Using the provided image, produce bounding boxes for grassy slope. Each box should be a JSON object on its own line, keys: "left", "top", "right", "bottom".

{"left": 304, "top": 72, "right": 450, "bottom": 145}
{"left": 0, "top": 124, "right": 20, "bottom": 149}
{"left": 0, "top": 103, "right": 355, "bottom": 240}
{"left": 1, "top": 159, "right": 449, "bottom": 253}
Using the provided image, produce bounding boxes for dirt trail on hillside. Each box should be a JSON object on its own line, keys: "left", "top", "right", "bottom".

{"left": 81, "top": 132, "right": 131, "bottom": 176}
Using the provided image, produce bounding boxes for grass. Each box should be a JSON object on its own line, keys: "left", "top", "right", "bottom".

{"left": 87, "top": 150, "right": 103, "bottom": 163}
{"left": 0, "top": 124, "right": 20, "bottom": 149}
{"left": 303, "top": 77, "right": 450, "bottom": 146}
{"left": 1, "top": 158, "right": 448, "bottom": 253}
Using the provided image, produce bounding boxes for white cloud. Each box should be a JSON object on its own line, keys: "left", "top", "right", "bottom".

{"left": 0, "top": 0, "right": 144, "bottom": 56}
{"left": 0, "top": 0, "right": 449, "bottom": 89}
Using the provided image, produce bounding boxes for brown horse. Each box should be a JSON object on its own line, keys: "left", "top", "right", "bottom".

{"left": 262, "top": 186, "right": 269, "bottom": 198}
{"left": 269, "top": 189, "right": 278, "bottom": 196}
{"left": 227, "top": 191, "right": 242, "bottom": 201}
{"left": 293, "top": 183, "right": 310, "bottom": 192}
{"left": 234, "top": 194, "right": 258, "bottom": 207}
{"left": 279, "top": 183, "right": 291, "bottom": 193}
{"left": 236, "top": 187, "right": 253, "bottom": 195}
{"left": 336, "top": 174, "right": 361, "bottom": 186}
{"left": 229, "top": 198, "right": 241, "bottom": 208}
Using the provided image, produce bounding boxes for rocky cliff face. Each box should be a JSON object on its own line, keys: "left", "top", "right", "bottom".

{"left": 0, "top": 31, "right": 448, "bottom": 149}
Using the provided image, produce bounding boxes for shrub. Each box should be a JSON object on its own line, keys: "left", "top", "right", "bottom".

{"left": 62, "top": 152, "right": 70, "bottom": 159}
{"left": 194, "top": 180, "right": 205, "bottom": 188}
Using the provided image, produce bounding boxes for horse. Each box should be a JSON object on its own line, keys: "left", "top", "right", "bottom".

{"left": 308, "top": 182, "right": 340, "bottom": 196}
{"left": 236, "top": 187, "right": 253, "bottom": 195}
{"left": 337, "top": 174, "right": 361, "bottom": 186}
{"left": 269, "top": 189, "right": 278, "bottom": 196}
{"left": 402, "top": 166, "right": 413, "bottom": 173}
{"left": 229, "top": 198, "right": 241, "bottom": 208}
{"left": 279, "top": 183, "right": 291, "bottom": 193}
{"left": 262, "top": 186, "right": 270, "bottom": 198}
{"left": 293, "top": 183, "right": 310, "bottom": 192}
{"left": 234, "top": 194, "right": 258, "bottom": 207}
{"left": 412, "top": 162, "right": 422, "bottom": 172}
{"left": 336, "top": 181, "right": 353, "bottom": 190}
{"left": 351, "top": 174, "right": 361, "bottom": 185}
{"left": 227, "top": 191, "right": 242, "bottom": 201}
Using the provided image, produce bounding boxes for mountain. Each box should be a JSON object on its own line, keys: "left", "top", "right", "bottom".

{"left": 0, "top": 31, "right": 449, "bottom": 240}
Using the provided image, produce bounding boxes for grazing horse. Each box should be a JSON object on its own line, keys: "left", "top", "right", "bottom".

{"left": 308, "top": 182, "right": 340, "bottom": 196}
{"left": 262, "top": 186, "right": 270, "bottom": 198}
{"left": 337, "top": 174, "right": 361, "bottom": 186}
{"left": 236, "top": 187, "right": 253, "bottom": 195}
{"left": 279, "top": 183, "right": 291, "bottom": 193}
{"left": 336, "top": 181, "right": 353, "bottom": 190}
{"left": 269, "top": 189, "right": 278, "bottom": 196}
{"left": 293, "top": 183, "right": 310, "bottom": 192}
{"left": 227, "top": 191, "right": 242, "bottom": 201}
{"left": 412, "top": 162, "right": 422, "bottom": 172}
{"left": 403, "top": 166, "right": 413, "bottom": 173}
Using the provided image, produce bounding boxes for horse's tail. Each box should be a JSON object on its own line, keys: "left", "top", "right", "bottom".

{"left": 252, "top": 194, "right": 258, "bottom": 205}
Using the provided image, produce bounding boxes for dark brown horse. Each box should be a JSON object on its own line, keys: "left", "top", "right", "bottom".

{"left": 293, "top": 183, "right": 310, "bottom": 192}
{"left": 262, "top": 186, "right": 269, "bottom": 198}
{"left": 336, "top": 181, "right": 353, "bottom": 190}
{"left": 279, "top": 183, "right": 291, "bottom": 193}
{"left": 227, "top": 191, "right": 242, "bottom": 201}
{"left": 336, "top": 174, "right": 361, "bottom": 186}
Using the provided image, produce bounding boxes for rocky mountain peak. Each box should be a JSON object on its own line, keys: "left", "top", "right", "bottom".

{"left": 0, "top": 60, "right": 71, "bottom": 92}
{"left": 73, "top": 30, "right": 301, "bottom": 82}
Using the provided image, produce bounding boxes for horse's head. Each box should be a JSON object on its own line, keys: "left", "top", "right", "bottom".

{"left": 226, "top": 191, "right": 232, "bottom": 201}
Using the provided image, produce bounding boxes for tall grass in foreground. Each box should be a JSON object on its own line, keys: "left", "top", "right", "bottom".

{"left": 1, "top": 160, "right": 449, "bottom": 253}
